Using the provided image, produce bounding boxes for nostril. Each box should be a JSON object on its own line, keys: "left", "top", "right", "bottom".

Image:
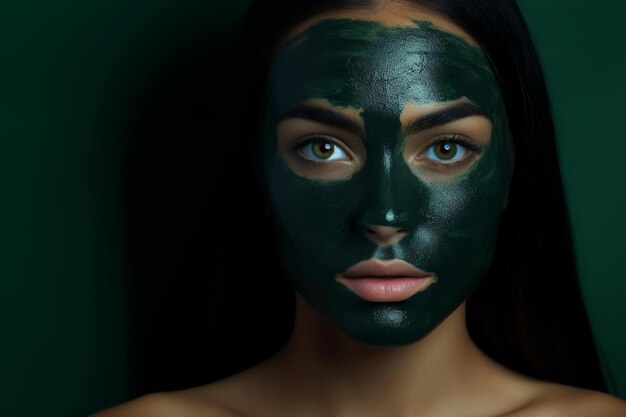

{"left": 365, "top": 224, "right": 407, "bottom": 240}
{"left": 363, "top": 225, "right": 408, "bottom": 247}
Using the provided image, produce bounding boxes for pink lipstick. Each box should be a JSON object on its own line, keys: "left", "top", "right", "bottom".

{"left": 336, "top": 258, "right": 436, "bottom": 302}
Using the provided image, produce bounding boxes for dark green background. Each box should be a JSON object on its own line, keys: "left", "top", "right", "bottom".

{"left": 1, "top": 1, "right": 624, "bottom": 416}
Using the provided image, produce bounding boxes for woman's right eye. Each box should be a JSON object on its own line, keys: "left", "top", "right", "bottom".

{"left": 294, "top": 136, "right": 351, "bottom": 162}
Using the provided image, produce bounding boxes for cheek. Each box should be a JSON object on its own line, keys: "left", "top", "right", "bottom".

{"left": 415, "top": 170, "right": 509, "bottom": 274}
{"left": 267, "top": 163, "right": 357, "bottom": 241}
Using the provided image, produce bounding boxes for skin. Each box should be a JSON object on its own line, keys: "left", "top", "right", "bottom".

{"left": 92, "top": 3, "right": 626, "bottom": 417}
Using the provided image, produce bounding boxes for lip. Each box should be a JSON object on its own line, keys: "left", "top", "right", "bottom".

{"left": 336, "top": 258, "right": 436, "bottom": 302}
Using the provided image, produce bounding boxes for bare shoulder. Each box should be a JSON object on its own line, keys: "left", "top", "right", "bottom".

{"left": 89, "top": 357, "right": 281, "bottom": 417}
{"left": 514, "top": 383, "right": 626, "bottom": 417}
{"left": 89, "top": 391, "right": 246, "bottom": 417}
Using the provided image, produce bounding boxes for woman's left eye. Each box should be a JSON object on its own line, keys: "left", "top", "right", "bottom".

{"left": 422, "top": 136, "right": 481, "bottom": 163}
{"left": 296, "top": 136, "right": 350, "bottom": 162}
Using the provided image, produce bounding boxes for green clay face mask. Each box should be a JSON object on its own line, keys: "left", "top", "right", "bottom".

{"left": 259, "top": 19, "right": 514, "bottom": 345}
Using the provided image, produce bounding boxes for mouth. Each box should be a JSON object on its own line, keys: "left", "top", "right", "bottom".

{"left": 336, "top": 258, "right": 436, "bottom": 302}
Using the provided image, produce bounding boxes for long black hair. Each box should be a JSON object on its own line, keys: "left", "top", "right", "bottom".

{"left": 218, "top": 0, "right": 607, "bottom": 393}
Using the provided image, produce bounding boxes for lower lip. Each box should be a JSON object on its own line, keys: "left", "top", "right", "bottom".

{"left": 336, "top": 276, "right": 434, "bottom": 302}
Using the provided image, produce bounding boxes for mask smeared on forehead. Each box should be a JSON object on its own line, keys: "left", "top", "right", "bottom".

{"left": 259, "top": 19, "right": 514, "bottom": 345}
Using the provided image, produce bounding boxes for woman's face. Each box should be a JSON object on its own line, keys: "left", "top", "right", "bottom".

{"left": 258, "top": 9, "right": 513, "bottom": 345}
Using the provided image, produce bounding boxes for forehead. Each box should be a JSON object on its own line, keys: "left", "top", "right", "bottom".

{"left": 279, "top": 5, "right": 479, "bottom": 49}
{"left": 267, "top": 18, "right": 499, "bottom": 116}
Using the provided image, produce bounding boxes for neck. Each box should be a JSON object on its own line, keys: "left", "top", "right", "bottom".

{"left": 269, "top": 293, "right": 509, "bottom": 417}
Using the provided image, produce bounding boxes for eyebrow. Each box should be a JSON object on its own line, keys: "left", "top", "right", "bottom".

{"left": 402, "top": 102, "right": 491, "bottom": 137}
{"left": 277, "top": 102, "right": 490, "bottom": 138}
{"left": 278, "top": 104, "right": 364, "bottom": 138}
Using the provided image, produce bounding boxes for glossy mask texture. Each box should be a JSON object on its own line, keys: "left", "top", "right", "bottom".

{"left": 259, "top": 19, "right": 514, "bottom": 345}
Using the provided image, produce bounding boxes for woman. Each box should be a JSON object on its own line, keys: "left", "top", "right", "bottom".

{"left": 94, "top": 0, "right": 626, "bottom": 415}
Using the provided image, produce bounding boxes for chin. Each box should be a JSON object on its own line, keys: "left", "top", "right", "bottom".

{"left": 328, "top": 303, "right": 450, "bottom": 346}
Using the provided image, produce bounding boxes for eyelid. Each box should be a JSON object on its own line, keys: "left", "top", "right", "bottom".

{"left": 427, "top": 134, "right": 486, "bottom": 154}
{"left": 413, "top": 134, "right": 487, "bottom": 169}
{"left": 289, "top": 134, "right": 355, "bottom": 159}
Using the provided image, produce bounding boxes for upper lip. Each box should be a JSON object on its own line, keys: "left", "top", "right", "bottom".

{"left": 338, "top": 258, "right": 431, "bottom": 279}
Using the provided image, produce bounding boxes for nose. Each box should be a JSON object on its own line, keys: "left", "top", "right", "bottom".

{"left": 364, "top": 224, "right": 407, "bottom": 247}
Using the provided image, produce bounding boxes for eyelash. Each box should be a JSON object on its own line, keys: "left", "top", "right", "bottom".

{"left": 288, "top": 134, "right": 486, "bottom": 169}
{"left": 289, "top": 135, "right": 352, "bottom": 164}
{"left": 419, "top": 135, "right": 486, "bottom": 169}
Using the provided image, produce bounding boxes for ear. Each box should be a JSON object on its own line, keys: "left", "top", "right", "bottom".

{"left": 502, "top": 190, "right": 509, "bottom": 211}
